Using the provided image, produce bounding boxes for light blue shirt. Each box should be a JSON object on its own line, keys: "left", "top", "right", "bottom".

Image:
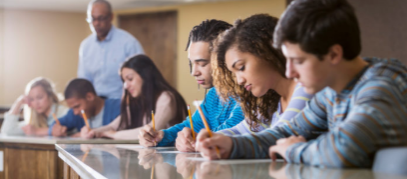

{"left": 78, "top": 26, "right": 144, "bottom": 98}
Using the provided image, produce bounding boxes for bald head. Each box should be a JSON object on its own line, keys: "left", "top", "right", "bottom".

{"left": 87, "top": 0, "right": 113, "bottom": 40}
{"left": 87, "top": 0, "right": 112, "bottom": 15}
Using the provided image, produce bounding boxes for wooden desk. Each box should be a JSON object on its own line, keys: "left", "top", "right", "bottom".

{"left": 0, "top": 135, "right": 138, "bottom": 179}
{"left": 56, "top": 144, "right": 407, "bottom": 179}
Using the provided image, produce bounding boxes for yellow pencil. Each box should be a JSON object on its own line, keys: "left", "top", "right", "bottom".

{"left": 81, "top": 110, "right": 90, "bottom": 130}
{"left": 81, "top": 150, "right": 89, "bottom": 162}
{"left": 151, "top": 110, "right": 155, "bottom": 131}
{"left": 189, "top": 166, "right": 194, "bottom": 179}
{"left": 52, "top": 113, "right": 60, "bottom": 125}
{"left": 151, "top": 165, "right": 155, "bottom": 179}
{"left": 187, "top": 105, "right": 195, "bottom": 140}
{"left": 196, "top": 103, "right": 221, "bottom": 159}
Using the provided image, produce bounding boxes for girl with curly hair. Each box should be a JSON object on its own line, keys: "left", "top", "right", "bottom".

{"left": 212, "top": 14, "right": 313, "bottom": 135}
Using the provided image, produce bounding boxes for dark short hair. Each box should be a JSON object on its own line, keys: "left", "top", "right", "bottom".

{"left": 64, "top": 78, "right": 97, "bottom": 99}
{"left": 185, "top": 19, "right": 232, "bottom": 52}
{"left": 273, "top": 0, "right": 361, "bottom": 60}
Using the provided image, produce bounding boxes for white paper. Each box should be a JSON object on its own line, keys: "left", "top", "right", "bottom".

{"left": 186, "top": 157, "right": 283, "bottom": 164}
{"left": 155, "top": 151, "right": 199, "bottom": 154}
{"left": 115, "top": 145, "right": 176, "bottom": 150}
{"left": 115, "top": 144, "right": 146, "bottom": 150}
{"left": 0, "top": 151, "right": 3, "bottom": 171}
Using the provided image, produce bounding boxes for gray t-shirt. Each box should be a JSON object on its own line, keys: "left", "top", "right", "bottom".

{"left": 89, "top": 106, "right": 104, "bottom": 129}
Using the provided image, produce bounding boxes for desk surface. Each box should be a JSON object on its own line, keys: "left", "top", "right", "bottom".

{"left": 0, "top": 134, "right": 138, "bottom": 145}
{"left": 55, "top": 144, "right": 407, "bottom": 179}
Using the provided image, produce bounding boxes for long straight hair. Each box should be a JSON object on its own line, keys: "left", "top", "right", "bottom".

{"left": 23, "top": 77, "right": 60, "bottom": 128}
{"left": 118, "top": 54, "right": 187, "bottom": 130}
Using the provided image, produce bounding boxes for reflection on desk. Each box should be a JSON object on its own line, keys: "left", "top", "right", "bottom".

{"left": 0, "top": 135, "right": 138, "bottom": 179}
{"left": 56, "top": 144, "right": 407, "bottom": 179}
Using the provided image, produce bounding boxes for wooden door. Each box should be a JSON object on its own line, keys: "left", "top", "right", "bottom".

{"left": 119, "top": 11, "right": 178, "bottom": 88}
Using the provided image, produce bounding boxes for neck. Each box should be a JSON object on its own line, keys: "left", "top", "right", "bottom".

{"left": 91, "top": 97, "right": 105, "bottom": 118}
{"left": 97, "top": 25, "right": 112, "bottom": 41}
{"left": 330, "top": 56, "right": 368, "bottom": 93}
{"left": 44, "top": 104, "right": 53, "bottom": 117}
{"left": 274, "top": 77, "right": 296, "bottom": 100}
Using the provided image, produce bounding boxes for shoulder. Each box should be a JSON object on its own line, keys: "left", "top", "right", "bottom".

{"left": 205, "top": 87, "right": 219, "bottom": 99}
{"left": 56, "top": 104, "right": 70, "bottom": 117}
{"left": 354, "top": 77, "right": 404, "bottom": 103}
{"left": 105, "top": 98, "right": 122, "bottom": 108}
{"left": 80, "top": 34, "right": 95, "bottom": 48}
{"left": 156, "top": 91, "right": 176, "bottom": 105}
{"left": 114, "top": 27, "right": 138, "bottom": 42}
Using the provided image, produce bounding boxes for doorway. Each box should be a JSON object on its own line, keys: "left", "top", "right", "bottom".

{"left": 119, "top": 11, "right": 178, "bottom": 87}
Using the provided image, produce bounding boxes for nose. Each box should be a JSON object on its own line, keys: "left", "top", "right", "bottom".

{"left": 285, "top": 60, "right": 298, "bottom": 79}
{"left": 123, "top": 82, "right": 129, "bottom": 90}
{"left": 236, "top": 74, "right": 246, "bottom": 86}
{"left": 191, "top": 64, "right": 201, "bottom": 77}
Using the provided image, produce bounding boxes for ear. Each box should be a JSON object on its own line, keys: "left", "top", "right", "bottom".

{"left": 85, "top": 92, "right": 95, "bottom": 102}
{"left": 327, "top": 44, "right": 343, "bottom": 65}
{"left": 109, "top": 13, "right": 114, "bottom": 22}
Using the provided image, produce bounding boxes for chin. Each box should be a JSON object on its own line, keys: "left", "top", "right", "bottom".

{"left": 251, "top": 90, "right": 264, "bottom": 97}
{"left": 303, "top": 87, "right": 320, "bottom": 95}
{"left": 201, "top": 83, "right": 213, "bottom": 89}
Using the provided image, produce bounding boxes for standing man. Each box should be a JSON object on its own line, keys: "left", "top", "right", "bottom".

{"left": 78, "top": 0, "right": 144, "bottom": 99}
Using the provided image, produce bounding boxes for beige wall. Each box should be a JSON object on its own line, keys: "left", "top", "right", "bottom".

{"left": 0, "top": 0, "right": 285, "bottom": 108}
{"left": 0, "top": 9, "right": 89, "bottom": 105}
{"left": 0, "top": 9, "right": 4, "bottom": 106}
{"left": 115, "top": 0, "right": 285, "bottom": 110}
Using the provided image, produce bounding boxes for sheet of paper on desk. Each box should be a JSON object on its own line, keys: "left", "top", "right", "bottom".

{"left": 187, "top": 157, "right": 283, "bottom": 164}
{"left": 115, "top": 144, "right": 175, "bottom": 150}
{"left": 115, "top": 144, "right": 145, "bottom": 150}
{"left": 155, "top": 151, "right": 199, "bottom": 154}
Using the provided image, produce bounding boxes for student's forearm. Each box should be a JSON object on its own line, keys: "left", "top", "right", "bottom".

{"left": 286, "top": 102, "right": 404, "bottom": 168}
{"left": 35, "top": 128, "right": 50, "bottom": 136}
{"left": 112, "top": 127, "right": 141, "bottom": 140}
{"left": 93, "top": 125, "right": 116, "bottom": 134}
{"left": 229, "top": 127, "right": 289, "bottom": 159}
{"left": 9, "top": 100, "right": 24, "bottom": 115}
{"left": 70, "top": 132, "right": 81, "bottom": 138}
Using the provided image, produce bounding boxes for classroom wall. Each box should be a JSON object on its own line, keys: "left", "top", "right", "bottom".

{"left": 0, "top": 9, "right": 4, "bottom": 106}
{"left": 0, "top": 0, "right": 285, "bottom": 107}
{"left": 114, "top": 0, "right": 285, "bottom": 110}
{"left": 0, "top": 9, "right": 90, "bottom": 105}
{"left": 350, "top": 0, "right": 407, "bottom": 64}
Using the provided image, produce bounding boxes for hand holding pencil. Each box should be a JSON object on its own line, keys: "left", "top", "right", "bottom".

{"left": 138, "top": 110, "right": 164, "bottom": 147}
{"left": 194, "top": 101, "right": 233, "bottom": 160}
{"left": 175, "top": 105, "right": 196, "bottom": 152}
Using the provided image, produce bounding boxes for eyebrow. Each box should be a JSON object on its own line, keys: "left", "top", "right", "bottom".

{"left": 190, "top": 59, "right": 209, "bottom": 63}
{"left": 231, "top": 59, "right": 243, "bottom": 69}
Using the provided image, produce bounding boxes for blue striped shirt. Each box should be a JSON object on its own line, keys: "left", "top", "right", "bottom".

{"left": 229, "top": 58, "right": 407, "bottom": 168}
{"left": 157, "top": 87, "right": 244, "bottom": 146}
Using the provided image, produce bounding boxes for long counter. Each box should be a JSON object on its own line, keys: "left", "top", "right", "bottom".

{"left": 56, "top": 144, "right": 407, "bottom": 179}
{"left": 0, "top": 134, "right": 138, "bottom": 179}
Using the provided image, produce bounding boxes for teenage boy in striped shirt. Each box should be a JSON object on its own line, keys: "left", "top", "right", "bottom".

{"left": 195, "top": 0, "right": 407, "bottom": 168}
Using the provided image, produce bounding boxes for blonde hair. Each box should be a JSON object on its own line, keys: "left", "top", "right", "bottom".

{"left": 23, "top": 77, "right": 60, "bottom": 128}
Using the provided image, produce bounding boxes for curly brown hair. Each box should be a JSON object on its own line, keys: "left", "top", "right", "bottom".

{"left": 212, "top": 14, "right": 287, "bottom": 130}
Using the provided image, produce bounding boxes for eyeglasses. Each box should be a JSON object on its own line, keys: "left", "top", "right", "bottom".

{"left": 86, "top": 15, "right": 110, "bottom": 23}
